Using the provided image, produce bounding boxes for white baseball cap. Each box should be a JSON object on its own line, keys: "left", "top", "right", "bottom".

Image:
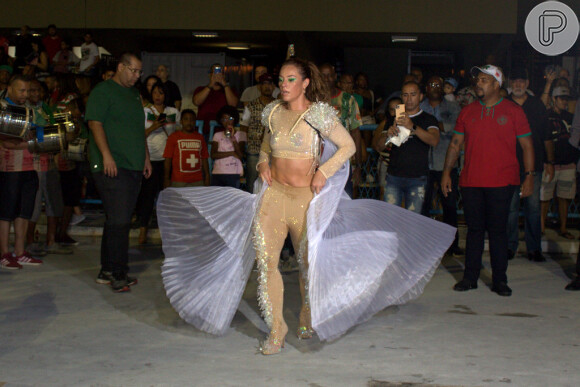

{"left": 471, "top": 65, "right": 504, "bottom": 87}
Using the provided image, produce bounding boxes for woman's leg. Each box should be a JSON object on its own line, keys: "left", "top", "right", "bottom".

{"left": 253, "top": 184, "right": 289, "bottom": 353}
{"left": 287, "top": 185, "right": 314, "bottom": 339}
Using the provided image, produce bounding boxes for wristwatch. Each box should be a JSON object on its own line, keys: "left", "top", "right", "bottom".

{"left": 525, "top": 171, "right": 536, "bottom": 176}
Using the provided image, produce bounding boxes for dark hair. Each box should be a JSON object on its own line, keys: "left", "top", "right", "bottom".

{"left": 387, "top": 96, "right": 402, "bottom": 105}
{"left": 355, "top": 72, "right": 369, "bottom": 84}
{"left": 181, "top": 109, "right": 197, "bottom": 121}
{"left": 56, "top": 73, "right": 80, "bottom": 101}
{"left": 118, "top": 52, "right": 141, "bottom": 65}
{"left": 216, "top": 105, "right": 239, "bottom": 126}
{"left": 140, "top": 75, "right": 161, "bottom": 102}
{"left": 9, "top": 74, "right": 31, "bottom": 86}
{"left": 67, "top": 96, "right": 85, "bottom": 115}
{"left": 385, "top": 97, "right": 402, "bottom": 123}
{"left": 281, "top": 58, "right": 330, "bottom": 103}
{"left": 31, "top": 37, "right": 46, "bottom": 53}
{"left": 150, "top": 81, "right": 168, "bottom": 105}
{"left": 30, "top": 78, "right": 49, "bottom": 100}
{"left": 47, "top": 24, "right": 57, "bottom": 30}
{"left": 402, "top": 80, "right": 421, "bottom": 91}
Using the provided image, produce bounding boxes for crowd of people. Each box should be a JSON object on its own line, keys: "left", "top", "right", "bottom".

{"left": 1, "top": 26, "right": 580, "bottom": 352}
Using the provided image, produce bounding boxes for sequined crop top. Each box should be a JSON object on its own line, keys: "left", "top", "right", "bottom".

{"left": 257, "top": 101, "right": 355, "bottom": 178}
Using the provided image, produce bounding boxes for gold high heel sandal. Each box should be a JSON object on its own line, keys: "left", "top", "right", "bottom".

{"left": 297, "top": 305, "right": 314, "bottom": 340}
{"left": 260, "top": 324, "right": 288, "bottom": 355}
{"left": 297, "top": 326, "right": 314, "bottom": 340}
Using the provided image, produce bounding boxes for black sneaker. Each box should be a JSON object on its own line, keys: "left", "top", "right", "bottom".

{"left": 126, "top": 275, "right": 138, "bottom": 286}
{"left": 110, "top": 277, "right": 131, "bottom": 293}
{"left": 527, "top": 251, "right": 546, "bottom": 262}
{"left": 507, "top": 249, "right": 515, "bottom": 260}
{"left": 565, "top": 277, "right": 580, "bottom": 291}
{"left": 453, "top": 279, "right": 478, "bottom": 291}
{"left": 96, "top": 270, "right": 114, "bottom": 285}
{"left": 96, "top": 270, "right": 137, "bottom": 287}
{"left": 491, "top": 281, "right": 512, "bottom": 296}
{"left": 58, "top": 235, "right": 79, "bottom": 246}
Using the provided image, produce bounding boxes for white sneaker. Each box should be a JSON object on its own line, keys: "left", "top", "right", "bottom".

{"left": 70, "top": 214, "right": 86, "bottom": 226}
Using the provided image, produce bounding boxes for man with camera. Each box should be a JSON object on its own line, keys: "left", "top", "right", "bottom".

{"left": 192, "top": 63, "right": 239, "bottom": 139}
{"left": 375, "top": 80, "right": 440, "bottom": 214}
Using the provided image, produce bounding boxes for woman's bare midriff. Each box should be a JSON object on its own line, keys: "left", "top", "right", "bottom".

{"left": 270, "top": 157, "right": 315, "bottom": 187}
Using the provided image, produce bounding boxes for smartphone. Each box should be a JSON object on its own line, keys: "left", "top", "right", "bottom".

{"left": 395, "top": 104, "right": 405, "bottom": 120}
{"left": 213, "top": 66, "right": 222, "bottom": 74}
{"left": 158, "top": 113, "right": 167, "bottom": 121}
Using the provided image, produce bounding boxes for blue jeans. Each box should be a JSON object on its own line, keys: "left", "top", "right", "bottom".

{"left": 507, "top": 174, "right": 542, "bottom": 253}
{"left": 93, "top": 169, "right": 143, "bottom": 278}
{"left": 384, "top": 175, "right": 427, "bottom": 214}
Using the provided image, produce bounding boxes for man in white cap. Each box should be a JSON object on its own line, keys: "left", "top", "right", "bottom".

{"left": 441, "top": 64, "right": 535, "bottom": 297}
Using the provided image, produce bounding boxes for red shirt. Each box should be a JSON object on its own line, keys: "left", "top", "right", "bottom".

{"left": 455, "top": 98, "right": 531, "bottom": 187}
{"left": 42, "top": 36, "right": 62, "bottom": 64}
{"left": 163, "top": 131, "right": 209, "bottom": 183}
{"left": 193, "top": 86, "right": 237, "bottom": 134}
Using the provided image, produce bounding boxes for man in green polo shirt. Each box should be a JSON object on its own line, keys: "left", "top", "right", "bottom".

{"left": 86, "top": 52, "right": 151, "bottom": 293}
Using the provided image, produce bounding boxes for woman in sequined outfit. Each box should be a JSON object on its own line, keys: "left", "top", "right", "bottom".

{"left": 254, "top": 58, "right": 355, "bottom": 354}
{"left": 156, "top": 60, "right": 455, "bottom": 356}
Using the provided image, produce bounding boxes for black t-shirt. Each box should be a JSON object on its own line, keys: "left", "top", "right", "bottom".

{"left": 163, "top": 80, "right": 182, "bottom": 108}
{"left": 547, "top": 109, "right": 578, "bottom": 165}
{"left": 387, "top": 110, "right": 439, "bottom": 178}
{"left": 509, "top": 95, "right": 550, "bottom": 172}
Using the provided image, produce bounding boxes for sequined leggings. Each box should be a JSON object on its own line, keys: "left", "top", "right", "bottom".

{"left": 253, "top": 180, "right": 313, "bottom": 330}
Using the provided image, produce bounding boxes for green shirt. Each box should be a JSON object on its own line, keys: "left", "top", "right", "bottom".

{"left": 85, "top": 79, "right": 145, "bottom": 172}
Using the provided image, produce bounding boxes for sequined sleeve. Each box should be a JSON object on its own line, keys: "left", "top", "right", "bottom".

{"left": 256, "top": 129, "right": 271, "bottom": 170}
{"left": 318, "top": 121, "right": 356, "bottom": 178}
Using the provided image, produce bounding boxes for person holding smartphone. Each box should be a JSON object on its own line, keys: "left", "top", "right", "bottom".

{"left": 210, "top": 106, "right": 246, "bottom": 188}
{"left": 136, "top": 81, "right": 179, "bottom": 244}
{"left": 192, "top": 63, "right": 239, "bottom": 139}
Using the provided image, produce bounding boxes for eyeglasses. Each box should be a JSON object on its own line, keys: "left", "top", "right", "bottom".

{"left": 124, "top": 64, "right": 143, "bottom": 76}
{"left": 221, "top": 116, "right": 234, "bottom": 122}
{"left": 428, "top": 82, "right": 442, "bottom": 88}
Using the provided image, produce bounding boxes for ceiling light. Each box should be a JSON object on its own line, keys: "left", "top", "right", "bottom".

{"left": 193, "top": 32, "right": 218, "bottom": 38}
{"left": 391, "top": 35, "right": 418, "bottom": 43}
{"left": 227, "top": 43, "right": 250, "bottom": 50}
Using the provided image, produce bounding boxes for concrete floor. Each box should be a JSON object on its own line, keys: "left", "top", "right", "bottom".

{"left": 1, "top": 231, "right": 579, "bottom": 387}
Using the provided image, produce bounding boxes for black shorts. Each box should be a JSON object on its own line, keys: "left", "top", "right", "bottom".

{"left": 0, "top": 171, "right": 39, "bottom": 221}
{"left": 59, "top": 169, "right": 82, "bottom": 207}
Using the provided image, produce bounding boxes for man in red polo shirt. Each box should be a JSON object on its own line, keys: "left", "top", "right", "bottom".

{"left": 441, "top": 65, "right": 535, "bottom": 297}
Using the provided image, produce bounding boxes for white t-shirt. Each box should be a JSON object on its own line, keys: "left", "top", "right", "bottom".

{"left": 79, "top": 42, "right": 99, "bottom": 72}
{"left": 144, "top": 106, "right": 180, "bottom": 161}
